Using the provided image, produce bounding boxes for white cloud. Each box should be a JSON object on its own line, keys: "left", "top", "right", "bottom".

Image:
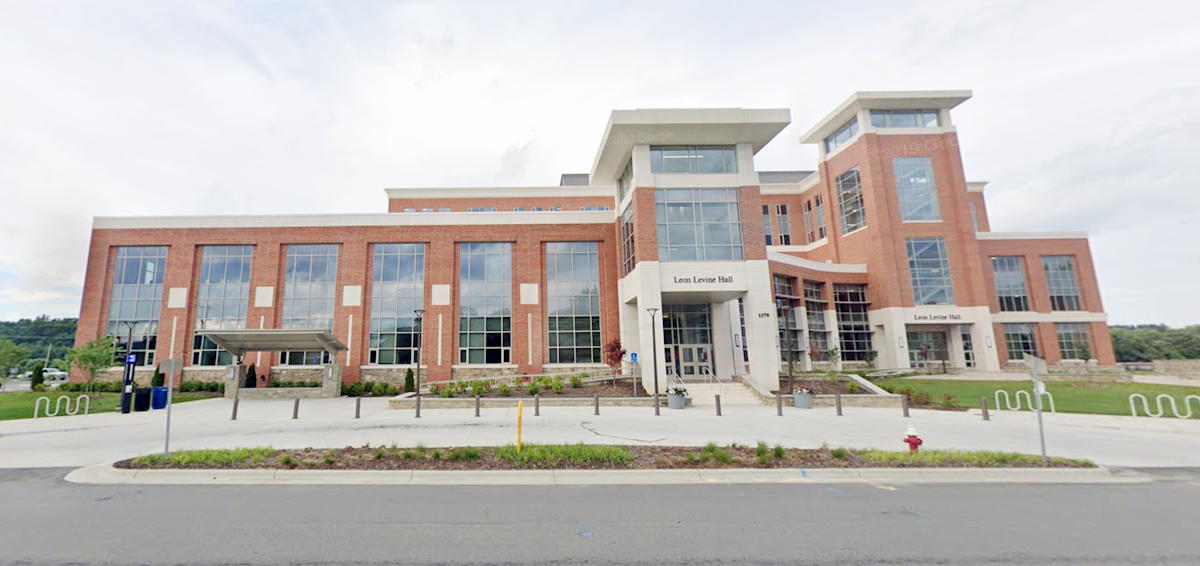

{"left": 0, "top": 0, "right": 1197, "bottom": 325}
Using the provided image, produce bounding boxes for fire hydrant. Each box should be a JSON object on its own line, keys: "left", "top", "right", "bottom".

{"left": 903, "top": 425, "right": 923, "bottom": 452}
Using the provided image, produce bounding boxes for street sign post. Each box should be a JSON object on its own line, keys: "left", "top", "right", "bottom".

{"left": 161, "top": 357, "right": 182, "bottom": 455}
{"left": 630, "top": 352, "right": 638, "bottom": 364}
{"left": 1024, "top": 353, "right": 1049, "bottom": 464}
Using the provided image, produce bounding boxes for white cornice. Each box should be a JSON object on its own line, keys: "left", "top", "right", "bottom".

{"left": 385, "top": 186, "right": 615, "bottom": 199}
{"left": 799, "top": 90, "right": 972, "bottom": 145}
{"left": 93, "top": 211, "right": 614, "bottom": 230}
{"left": 991, "top": 312, "right": 1108, "bottom": 323}
{"left": 767, "top": 251, "right": 866, "bottom": 274}
{"left": 768, "top": 238, "right": 828, "bottom": 253}
{"left": 967, "top": 181, "right": 988, "bottom": 193}
{"left": 975, "top": 231, "right": 1088, "bottom": 240}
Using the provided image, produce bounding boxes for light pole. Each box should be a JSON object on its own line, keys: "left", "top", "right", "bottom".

{"left": 413, "top": 309, "right": 425, "bottom": 397}
{"left": 646, "top": 307, "right": 659, "bottom": 415}
{"left": 119, "top": 321, "right": 136, "bottom": 414}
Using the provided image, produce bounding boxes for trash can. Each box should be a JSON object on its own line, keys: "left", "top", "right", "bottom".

{"left": 133, "top": 388, "right": 152, "bottom": 412}
{"left": 151, "top": 386, "right": 169, "bottom": 409}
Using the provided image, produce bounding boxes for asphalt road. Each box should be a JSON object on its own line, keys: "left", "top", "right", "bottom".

{"left": 4, "top": 468, "right": 1200, "bottom": 565}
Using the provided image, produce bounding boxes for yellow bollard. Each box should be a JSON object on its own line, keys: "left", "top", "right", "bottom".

{"left": 517, "top": 400, "right": 524, "bottom": 452}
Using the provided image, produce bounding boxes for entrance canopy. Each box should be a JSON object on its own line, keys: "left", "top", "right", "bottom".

{"left": 195, "top": 329, "right": 347, "bottom": 358}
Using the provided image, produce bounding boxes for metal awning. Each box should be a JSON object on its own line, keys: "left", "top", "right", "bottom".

{"left": 194, "top": 329, "right": 347, "bottom": 358}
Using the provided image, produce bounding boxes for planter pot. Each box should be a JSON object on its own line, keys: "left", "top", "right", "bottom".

{"left": 793, "top": 392, "right": 814, "bottom": 409}
{"left": 667, "top": 394, "right": 687, "bottom": 410}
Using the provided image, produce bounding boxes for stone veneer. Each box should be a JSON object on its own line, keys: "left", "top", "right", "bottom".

{"left": 389, "top": 395, "right": 683, "bottom": 410}
{"left": 450, "top": 366, "right": 521, "bottom": 380}
{"left": 1153, "top": 359, "right": 1200, "bottom": 377}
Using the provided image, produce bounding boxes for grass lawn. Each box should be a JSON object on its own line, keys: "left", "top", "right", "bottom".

{"left": 0, "top": 390, "right": 220, "bottom": 421}
{"left": 876, "top": 378, "right": 1200, "bottom": 417}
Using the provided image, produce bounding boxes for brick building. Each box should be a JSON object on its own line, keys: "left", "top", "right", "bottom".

{"left": 74, "top": 90, "right": 1115, "bottom": 393}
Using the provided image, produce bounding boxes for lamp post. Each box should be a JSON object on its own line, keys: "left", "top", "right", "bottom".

{"left": 646, "top": 307, "right": 660, "bottom": 414}
{"left": 119, "top": 321, "right": 136, "bottom": 414}
{"left": 413, "top": 309, "right": 425, "bottom": 398}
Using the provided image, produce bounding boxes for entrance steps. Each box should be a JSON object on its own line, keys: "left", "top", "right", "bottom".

{"left": 679, "top": 381, "right": 762, "bottom": 406}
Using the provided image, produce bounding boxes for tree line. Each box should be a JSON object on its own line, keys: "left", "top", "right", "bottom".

{"left": 0, "top": 316, "right": 77, "bottom": 374}
{"left": 1110, "top": 325, "right": 1200, "bottom": 362}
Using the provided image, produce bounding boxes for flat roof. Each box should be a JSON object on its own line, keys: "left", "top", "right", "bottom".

{"left": 92, "top": 210, "right": 614, "bottom": 230}
{"left": 196, "top": 329, "right": 347, "bottom": 357}
{"left": 799, "top": 90, "right": 972, "bottom": 144}
{"left": 590, "top": 108, "right": 791, "bottom": 182}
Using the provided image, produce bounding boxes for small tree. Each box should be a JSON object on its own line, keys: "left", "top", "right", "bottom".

{"left": 245, "top": 364, "right": 258, "bottom": 388}
{"left": 404, "top": 367, "right": 415, "bottom": 393}
{"left": 68, "top": 336, "right": 119, "bottom": 395}
{"left": 30, "top": 361, "right": 45, "bottom": 390}
{"left": 603, "top": 338, "right": 626, "bottom": 384}
{"left": 864, "top": 349, "right": 879, "bottom": 369}
{"left": 151, "top": 365, "right": 165, "bottom": 387}
{"left": 1077, "top": 342, "right": 1093, "bottom": 374}
{"left": 0, "top": 338, "right": 30, "bottom": 378}
{"left": 827, "top": 346, "right": 841, "bottom": 373}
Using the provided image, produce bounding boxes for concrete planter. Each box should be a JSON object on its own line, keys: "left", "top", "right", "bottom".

{"left": 667, "top": 393, "right": 687, "bottom": 410}
{"left": 793, "top": 392, "right": 814, "bottom": 409}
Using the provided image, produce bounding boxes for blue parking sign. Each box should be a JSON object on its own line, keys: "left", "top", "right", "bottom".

{"left": 630, "top": 352, "right": 638, "bottom": 363}
{"left": 125, "top": 354, "right": 137, "bottom": 364}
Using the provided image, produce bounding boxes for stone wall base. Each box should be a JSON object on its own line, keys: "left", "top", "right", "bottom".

{"left": 450, "top": 366, "right": 521, "bottom": 380}
{"left": 389, "top": 396, "right": 682, "bottom": 410}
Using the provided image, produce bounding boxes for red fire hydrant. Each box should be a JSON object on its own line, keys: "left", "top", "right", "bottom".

{"left": 903, "top": 425, "right": 923, "bottom": 453}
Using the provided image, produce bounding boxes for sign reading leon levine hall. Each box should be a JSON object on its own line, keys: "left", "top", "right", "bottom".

{"left": 672, "top": 275, "right": 734, "bottom": 284}
{"left": 911, "top": 313, "right": 963, "bottom": 322}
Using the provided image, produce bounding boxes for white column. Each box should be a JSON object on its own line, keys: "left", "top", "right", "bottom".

{"left": 972, "top": 307, "right": 1002, "bottom": 371}
{"left": 948, "top": 325, "right": 967, "bottom": 370}
{"left": 711, "top": 300, "right": 736, "bottom": 379}
{"left": 633, "top": 262, "right": 666, "bottom": 396}
{"left": 743, "top": 261, "right": 780, "bottom": 393}
{"left": 824, "top": 308, "right": 839, "bottom": 370}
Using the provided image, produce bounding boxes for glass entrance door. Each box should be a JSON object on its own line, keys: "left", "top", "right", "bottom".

{"left": 907, "top": 330, "right": 948, "bottom": 367}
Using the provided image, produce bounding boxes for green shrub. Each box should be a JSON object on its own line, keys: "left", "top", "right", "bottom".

{"left": 245, "top": 364, "right": 258, "bottom": 388}
{"left": 341, "top": 383, "right": 352, "bottom": 396}
{"left": 774, "top": 444, "right": 786, "bottom": 459}
{"left": 569, "top": 374, "right": 583, "bottom": 388}
{"left": 830, "top": 447, "right": 849, "bottom": 460}
{"left": 323, "top": 452, "right": 336, "bottom": 465}
{"left": 207, "top": 382, "right": 221, "bottom": 393}
{"left": 498, "top": 383, "right": 513, "bottom": 397}
{"left": 415, "top": 443, "right": 427, "bottom": 457}
{"left": 912, "top": 391, "right": 932, "bottom": 406}
{"left": 495, "top": 443, "right": 635, "bottom": 467}
{"left": 471, "top": 380, "right": 490, "bottom": 397}
{"left": 712, "top": 449, "right": 734, "bottom": 464}
{"left": 151, "top": 365, "right": 165, "bottom": 387}
{"left": 385, "top": 383, "right": 399, "bottom": 396}
{"left": 439, "top": 385, "right": 455, "bottom": 398}
{"left": 401, "top": 450, "right": 415, "bottom": 460}
{"left": 551, "top": 377, "right": 565, "bottom": 394}
{"left": 374, "top": 448, "right": 385, "bottom": 460}
{"left": 758, "top": 452, "right": 770, "bottom": 466}
{"left": 404, "top": 368, "right": 415, "bottom": 393}
{"left": 448, "top": 447, "right": 481, "bottom": 461}
{"left": 844, "top": 381, "right": 861, "bottom": 394}
{"left": 432, "top": 450, "right": 442, "bottom": 460}
{"left": 281, "top": 455, "right": 294, "bottom": 466}
{"left": 756, "top": 441, "right": 769, "bottom": 459}
{"left": 429, "top": 383, "right": 441, "bottom": 395}
{"left": 685, "top": 452, "right": 699, "bottom": 465}
{"left": 349, "top": 382, "right": 365, "bottom": 397}
{"left": 527, "top": 383, "right": 541, "bottom": 395}
{"left": 940, "top": 394, "right": 959, "bottom": 408}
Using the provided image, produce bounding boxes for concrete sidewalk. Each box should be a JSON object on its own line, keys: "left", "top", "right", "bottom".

{"left": 4, "top": 397, "right": 1200, "bottom": 468}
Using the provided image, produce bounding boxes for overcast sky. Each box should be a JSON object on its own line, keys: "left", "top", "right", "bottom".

{"left": 1, "top": 0, "right": 1197, "bottom": 326}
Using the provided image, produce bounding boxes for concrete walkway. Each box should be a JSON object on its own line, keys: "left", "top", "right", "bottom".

{"left": 4, "top": 397, "right": 1200, "bottom": 468}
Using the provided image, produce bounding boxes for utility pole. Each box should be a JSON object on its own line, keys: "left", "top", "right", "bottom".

{"left": 781, "top": 303, "right": 794, "bottom": 394}
{"left": 646, "top": 308, "right": 660, "bottom": 413}
{"left": 413, "top": 309, "right": 425, "bottom": 398}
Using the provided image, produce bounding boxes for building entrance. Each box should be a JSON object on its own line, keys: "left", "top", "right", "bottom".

{"left": 662, "top": 304, "right": 715, "bottom": 381}
{"left": 907, "top": 329, "right": 949, "bottom": 368}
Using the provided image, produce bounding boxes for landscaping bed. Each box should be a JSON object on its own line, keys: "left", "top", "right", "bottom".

{"left": 876, "top": 378, "right": 1200, "bottom": 417}
{"left": 117, "top": 443, "right": 1094, "bottom": 471}
{"left": 774, "top": 375, "right": 872, "bottom": 395}
{"left": 428, "top": 378, "right": 646, "bottom": 399}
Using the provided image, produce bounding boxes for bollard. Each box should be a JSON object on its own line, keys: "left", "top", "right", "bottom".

{"left": 535, "top": 394, "right": 540, "bottom": 417}
{"left": 901, "top": 394, "right": 910, "bottom": 418}
{"left": 355, "top": 396, "right": 362, "bottom": 419}
{"left": 980, "top": 396, "right": 990, "bottom": 421}
{"left": 292, "top": 398, "right": 300, "bottom": 420}
{"left": 475, "top": 395, "right": 481, "bottom": 417}
{"left": 776, "top": 392, "right": 783, "bottom": 416}
{"left": 231, "top": 398, "right": 239, "bottom": 421}
{"left": 594, "top": 393, "right": 600, "bottom": 416}
{"left": 715, "top": 394, "right": 722, "bottom": 416}
{"left": 835, "top": 392, "right": 843, "bottom": 416}
{"left": 415, "top": 394, "right": 421, "bottom": 419}
{"left": 654, "top": 394, "right": 660, "bottom": 416}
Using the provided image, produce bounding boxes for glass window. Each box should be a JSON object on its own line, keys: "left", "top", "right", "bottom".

{"left": 654, "top": 188, "right": 743, "bottom": 261}
{"left": 803, "top": 280, "right": 828, "bottom": 357}
{"left": 368, "top": 244, "right": 425, "bottom": 366}
{"left": 438, "top": 207, "right": 451, "bottom": 212}
{"left": 107, "top": 246, "right": 168, "bottom": 366}
{"left": 1043, "top": 256, "right": 1083, "bottom": 311}
{"left": 814, "top": 195, "right": 827, "bottom": 239}
{"left": 514, "top": 207, "right": 526, "bottom": 212}
{"left": 869, "top": 109, "right": 940, "bottom": 128}
{"left": 802, "top": 201, "right": 814, "bottom": 244}
{"left": 775, "top": 204, "right": 792, "bottom": 245}
{"left": 581, "top": 206, "right": 611, "bottom": 211}
{"left": 618, "top": 160, "right": 633, "bottom": 203}
{"left": 836, "top": 167, "right": 866, "bottom": 234}
{"left": 834, "top": 284, "right": 872, "bottom": 361}
{"left": 824, "top": 117, "right": 859, "bottom": 153}
{"left": 774, "top": 275, "right": 802, "bottom": 363}
{"left": 192, "top": 245, "right": 252, "bottom": 366}
{"left": 969, "top": 201, "right": 980, "bottom": 232}
{"left": 649, "top": 146, "right": 737, "bottom": 174}
{"left": 547, "top": 242, "right": 601, "bottom": 364}
{"left": 762, "top": 205, "right": 772, "bottom": 246}
{"left": 280, "top": 244, "right": 339, "bottom": 365}
{"left": 620, "top": 208, "right": 636, "bottom": 276}
{"left": 663, "top": 304, "right": 711, "bottom": 345}
{"left": 421, "top": 208, "right": 433, "bottom": 213}
{"left": 1056, "top": 323, "right": 1092, "bottom": 360}
{"left": 991, "top": 256, "right": 1030, "bottom": 312}
{"left": 1004, "top": 323, "right": 1039, "bottom": 361}
{"left": 459, "top": 242, "right": 512, "bottom": 364}
{"left": 907, "top": 237, "right": 955, "bottom": 305}
{"left": 467, "top": 207, "right": 497, "bottom": 212}
{"left": 894, "top": 157, "right": 941, "bottom": 221}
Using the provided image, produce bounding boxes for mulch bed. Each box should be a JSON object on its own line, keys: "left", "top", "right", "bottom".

{"left": 115, "top": 445, "right": 1090, "bottom": 471}
{"left": 443, "top": 381, "right": 648, "bottom": 399}
{"left": 774, "top": 377, "right": 869, "bottom": 395}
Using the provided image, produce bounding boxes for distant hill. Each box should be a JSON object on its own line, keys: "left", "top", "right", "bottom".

{"left": 0, "top": 316, "right": 77, "bottom": 365}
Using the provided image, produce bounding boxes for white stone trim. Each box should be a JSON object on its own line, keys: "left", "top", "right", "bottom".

{"left": 384, "top": 186, "right": 615, "bottom": 199}
{"left": 766, "top": 251, "right": 867, "bottom": 274}
{"left": 94, "top": 211, "right": 614, "bottom": 230}
{"left": 768, "top": 238, "right": 828, "bottom": 253}
{"left": 519, "top": 284, "right": 539, "bottom": 305}
{"left": 975, "top": 231, "right": 1088, "bottom": 240}
{"left": 990, "top": 312, "right": 1108, "bottom": 323}
{"left": 342, "top": 285, "right": 362, "bottom": 307}
{"left": 430, "top": 285, "right": 451, "bottom": 306}
{"left": 967, "top": 181, "right": 988, "bottom": 193}
{"left": 254, "top": 287, "right": 274, "bottom": 308}
{"left": 799, "top": 90, "right": 973, "bottom": 145}
{"left": 870, "top": 126, "right": 957, "bottom": 136}
{"left": 167, "top": 287, "right": 188, "bottom": 309}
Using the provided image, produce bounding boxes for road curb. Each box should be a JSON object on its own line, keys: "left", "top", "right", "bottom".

{"left": 64, "top": 463, "right": 1152, "bottom": 486}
